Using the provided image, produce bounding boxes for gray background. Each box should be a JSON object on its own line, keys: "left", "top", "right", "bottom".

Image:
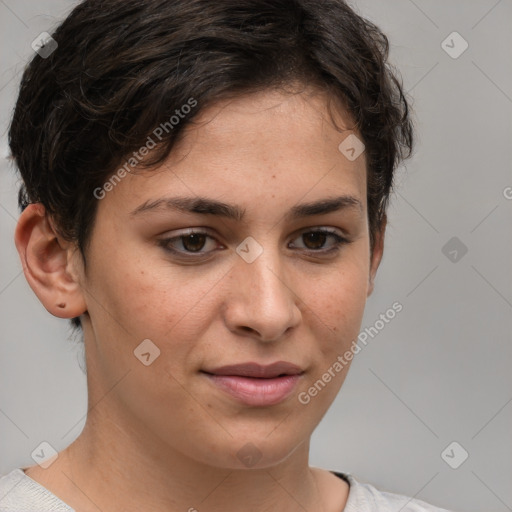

{"left": 1, "top": 1, "right": 511, "bottom": 511}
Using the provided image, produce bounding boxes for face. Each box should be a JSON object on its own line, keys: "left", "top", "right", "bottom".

{"left": 69, "top": 87, "right": 383, "bottom": 469}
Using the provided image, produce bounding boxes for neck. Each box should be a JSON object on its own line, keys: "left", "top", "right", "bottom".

{"left": 48, "top": 402, "right": 333, "bottom": 512}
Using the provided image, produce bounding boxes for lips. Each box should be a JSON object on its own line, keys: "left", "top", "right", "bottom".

{"left": 204, "top": 361, "right": 303, "bottom": 378}
{"left": 202, "top": 361, "right": 304, "bottom": 406}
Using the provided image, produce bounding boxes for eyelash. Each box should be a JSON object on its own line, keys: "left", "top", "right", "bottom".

{"left": 157, "top": 228, "right": 350, "bottom": 259}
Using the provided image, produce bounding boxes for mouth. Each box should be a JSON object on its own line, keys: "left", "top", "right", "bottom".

{"left": 201, "top": 361, "right": 304, "bottom": 406}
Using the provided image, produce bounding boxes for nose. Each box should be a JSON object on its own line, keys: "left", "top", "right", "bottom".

{"left": 222, "top": 242, "right": 302, "bottom": 342}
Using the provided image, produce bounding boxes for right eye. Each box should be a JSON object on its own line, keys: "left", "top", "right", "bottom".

{"left": 158, "top": 229, "right": 223, "bottom": 258}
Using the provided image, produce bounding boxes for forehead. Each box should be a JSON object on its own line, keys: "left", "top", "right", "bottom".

{"left": 180, "top": 87, "right": 357, "bottom": 159}
{"left": 99, "top": 87, "right": 367, "bottom": 220}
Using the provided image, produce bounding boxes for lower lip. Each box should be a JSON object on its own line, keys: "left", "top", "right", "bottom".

{"left": 204, "top": 373, "right": 302, "bottom": 406}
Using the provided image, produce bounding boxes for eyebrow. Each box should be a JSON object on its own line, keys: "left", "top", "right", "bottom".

{"left": 129, "top": 195, "right": 363, "bottom": 221}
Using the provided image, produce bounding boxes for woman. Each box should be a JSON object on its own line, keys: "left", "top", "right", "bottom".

{"left": 1, "top": 0, "right": 453, "bottom": 510}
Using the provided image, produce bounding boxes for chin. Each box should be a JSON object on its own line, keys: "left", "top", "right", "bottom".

{"left": 195, "top": 432, "right": 306, "bottom": 471}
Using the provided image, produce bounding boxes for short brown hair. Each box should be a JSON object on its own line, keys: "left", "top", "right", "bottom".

{"left": 8, "top": 0, "right": 414, "bottom": 330}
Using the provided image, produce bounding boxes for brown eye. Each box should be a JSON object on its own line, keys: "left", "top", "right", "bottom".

{"left": 181, "top": 233, "right": 207, "bottom": 252}
{"left": 302, "top": 231, "right": 329, "bottom": 250}
{"left": 289, "top": 229, "right": 348, "bottom": 254}
{"left": 158, "top": 227, "right": 348, "bottom": 260}
{"left": 158, "top": 230, "right": 219, "bottom": 256}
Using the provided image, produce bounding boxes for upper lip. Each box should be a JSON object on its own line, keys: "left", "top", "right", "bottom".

{"left": 203, "top": 361, "right": 303, "bottom": 378}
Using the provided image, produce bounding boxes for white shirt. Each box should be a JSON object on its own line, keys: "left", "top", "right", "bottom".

{"left": 0, "top": 468, "right": 454, "bottom": 511}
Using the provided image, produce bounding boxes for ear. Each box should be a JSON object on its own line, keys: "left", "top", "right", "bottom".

{"left": 367, "top": 215, "right": 386, "bottom": 297}
{"left": 14, "top": 203, "right": 87, "bottom": 319}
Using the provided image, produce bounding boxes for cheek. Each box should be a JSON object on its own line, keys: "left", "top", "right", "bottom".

{"left": 86, "top": 248, "right": 225, "bottom": 361}
{"left": 310, "top": 253, "right": 369, "bottom": 351}
{"left": 296, "top": 260, "right": 369, "bottom": 412}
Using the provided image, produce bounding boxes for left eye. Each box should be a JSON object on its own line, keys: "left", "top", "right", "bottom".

{"left": 289, "top": 229, "right": 348, "bottom": 252}
{"left": 158, "top": 229, "right": 348, "bottom": 257}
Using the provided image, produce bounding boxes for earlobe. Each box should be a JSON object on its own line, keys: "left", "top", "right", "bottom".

{"left": 367, "top": 216, "right": 387, "bottom": 298}
{"left": 14, "top": 203, "right": 87, "bottom": 319}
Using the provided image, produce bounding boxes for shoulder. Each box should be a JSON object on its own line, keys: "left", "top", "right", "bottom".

{"left": 0, "top": 468, "right": 73, "bottom": 512}
{"left": 334, "top": 472, "right": 455, "bottom": 512}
